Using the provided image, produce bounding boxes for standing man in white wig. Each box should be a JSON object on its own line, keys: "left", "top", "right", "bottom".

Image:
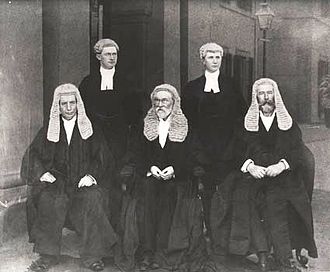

{"left": 182, "top": 42, "right": 247, "bottom": 249}
{"left": 79, "top": 38, "right": 142, "bottom": 232}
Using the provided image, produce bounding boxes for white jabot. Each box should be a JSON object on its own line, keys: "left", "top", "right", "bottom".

{"left": 204, "top": 69, "right": 220, "bottom": 93}
{"left": 158, "top": 117, "right": 171, "bottom": 148}
{"left": 100, "top": 66, "right": 115, "bottom": 90}
{"left": 62, "top": 116, "right": 77, "bottom": 145}
{"left": 260, "top": 110, "right": 276, "bottom": 132}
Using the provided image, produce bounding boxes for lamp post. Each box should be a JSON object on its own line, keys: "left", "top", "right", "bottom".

{"left": 255, "top": 2, "right": 275, "bottom": 77}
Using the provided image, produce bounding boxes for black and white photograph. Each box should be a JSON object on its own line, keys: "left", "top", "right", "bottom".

{"left": 1, "top": 0, "right": 330, "bottom": 271}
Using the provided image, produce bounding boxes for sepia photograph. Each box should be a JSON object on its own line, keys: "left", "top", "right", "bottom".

{"left": 1, "top": 0, "right": 330, "bottom": 271}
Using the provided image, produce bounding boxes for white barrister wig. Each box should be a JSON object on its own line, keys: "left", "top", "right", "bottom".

{"left": 199, "top": 42, "right": 224, "bottom": 59}
{"left": 144, "top": 83, "right": 188, "bottom": 142}
{"left": 93, "top": 38, "right": 119, "bottom": 54}
{"left": 244, "top": 78, "right": 292, "bottom": 132}
{"left": 47, "top": 83, "right": 93, "bottom": 142}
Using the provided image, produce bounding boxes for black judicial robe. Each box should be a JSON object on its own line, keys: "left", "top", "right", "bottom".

{"left": 79, "top": 67, "right": 143, "bottom": 235}
{"left": 182, "top": 75, "right": 247, "bottom": 184}
{"left": 216, "top": 118, "right": 318, "bottom": 258}
{"left": 79, "top": 67, "right": 142, "bottom": 167}
{"left": 127, "top": 126, "right": 208, "bottom": 270}
{"left": 21, "top": 120, "right": 118, "bottom": 258}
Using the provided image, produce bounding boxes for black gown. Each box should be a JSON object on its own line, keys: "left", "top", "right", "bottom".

{"left": 21, "top": 120, "right": 118, "bottom": 264}
{"left": 182, "top": 74, "right": 247, "bottom": 238}
{"left": 125, "top": 125, "right": 209, "bottom": 271}
{"left": 212, "top": 118, "right": 318, "bottom": 261}
{"left": 79, "top": 67, "right": 143, "bottom": 233}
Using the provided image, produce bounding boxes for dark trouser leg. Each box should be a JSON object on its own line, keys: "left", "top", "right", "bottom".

{"left": 265, "top": 185, "right": 292, "bottom": 262}
{"left": 100, "top": 119, "right": 127, "bottom": 234}
{"left": 157, "top": 183, "right": 177, "bottom": 250}
{"left": 68, "top": 186, "right": 118, "bottom": 266}
{"left": 250, "top": 201, "right": 268, "bottom": 253}
{"left": 31, "top": 186, "right": 69, "bottom": 256}
{"left": 250, "top": 182, "right": 268, "bottom": 254}
{"left": 228, "top": 180, "right": 268, "bottom": 255}
{"left": 143, "top": 178, "right": 159, "bottom": 255}
{"left": 143, "top": 179, "right": 176, "bottom": 254}
{"left": 228, "top": 181, "right": 251, "bottom": 255}
{"left": 200, "top": 185, "right": 215, "bottom": 237}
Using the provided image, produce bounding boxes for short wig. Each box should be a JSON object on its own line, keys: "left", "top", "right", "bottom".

{"left": 199, "top": 42, "right": 223, "bottom": 59}
{"left": 93, "top": 38, "right": 119, "bottom": 54}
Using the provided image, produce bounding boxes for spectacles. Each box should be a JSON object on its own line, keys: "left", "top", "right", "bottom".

{"left": 152, "top": 98, "right": 172, "bottom": 106}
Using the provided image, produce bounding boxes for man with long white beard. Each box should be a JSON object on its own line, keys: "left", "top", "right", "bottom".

{"left": 125, "top": 84, "right": 208, "bottom": 271}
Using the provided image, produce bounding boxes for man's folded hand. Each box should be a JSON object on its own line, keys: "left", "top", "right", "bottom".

{"left": 265, "top": 163, "right": 285, "bottom": 177}
{"left": 247, "top": 164, "right": 267, "bottom": 179}
{"left": 161, "top": 166, "right": 175, "bottom": 180}
{"left": 40, "top": 172, "right": 56, "bottom": 183}
{"left": 78, "top": 175, "right": 97, "bottom": 188}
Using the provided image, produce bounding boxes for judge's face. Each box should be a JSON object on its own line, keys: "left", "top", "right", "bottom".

{"left": 152, "top": 90, "right": 174, "bottom": 120}
{"left": 257, "top": 83, "right": 275, "bottom": 115}
{"left": 59, "top": 94, "right": 77, "bottom": 120}
{"left": 97, "top": 46, "right": 118, "bottom": 69}
{"left": 203, "top": 51, "right": 222, "bottom": 73}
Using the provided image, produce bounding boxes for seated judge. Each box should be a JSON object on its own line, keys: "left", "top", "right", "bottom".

{"left": 21, "top": 83, "right": 118, "bottom": 272}
{"left": 126, "top": 84, "right": 207, "bottom": 271}
{"left": 228, "top": 78, "right": 318, "bottom": 272}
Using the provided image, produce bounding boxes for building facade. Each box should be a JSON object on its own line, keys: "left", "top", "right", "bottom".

{"left": 1, "top": 0, "right": 330, "bottom": 243}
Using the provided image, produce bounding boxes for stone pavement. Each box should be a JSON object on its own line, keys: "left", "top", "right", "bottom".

{"left": 1, "top": 124, "right": 330, "bottom": 272}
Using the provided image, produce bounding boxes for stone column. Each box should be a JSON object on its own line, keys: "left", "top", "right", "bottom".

{"left": 0, "top": 0, "right": 43, "bottom": 245}
{"left": 164, "top": 0, "right": 181, "bottom": 91}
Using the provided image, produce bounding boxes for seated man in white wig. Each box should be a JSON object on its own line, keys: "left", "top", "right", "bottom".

{"left": 21, "top": 84, "right": 118, "bottom": 272}
{"left": 226, "top": 78, "right": 318, "bottom": 271}
{"left": 123, "top": 84, "right": 208, "bottom": 271}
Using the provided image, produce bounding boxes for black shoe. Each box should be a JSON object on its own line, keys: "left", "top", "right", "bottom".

{"left": 86, "top": 259, "right": 105, "bottom": 271}
{"left": 279, "top": 259, "right": 302, "bottom": 272}
{"left": 258, "top": 252, "right": 267, "bottom": 272}
{"left": 27, "top": 255, "right": 59, "bottom": 272}
{"left": 296, "top": 251, "right": 308, "bottom": 268}
{"left": 139, "top": 257, "right": 160, "bottom": 271}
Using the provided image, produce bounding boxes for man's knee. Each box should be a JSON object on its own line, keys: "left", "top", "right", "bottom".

{"left": 75, "top": 186, "right": 105, "bottom": 207}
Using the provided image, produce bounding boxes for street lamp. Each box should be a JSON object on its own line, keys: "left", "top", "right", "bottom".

{"left": 255, "top": 2, "right": 275, "bottom": 77}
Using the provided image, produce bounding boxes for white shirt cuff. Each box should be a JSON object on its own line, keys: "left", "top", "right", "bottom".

{"left": 280, "top": 159, "right": 290, "bottom": 170}
{"left": 241, "top": 159, "right": 254, "bottom": 173}
{"left": 87, "top": 174, "right": 97, "bottom": 185}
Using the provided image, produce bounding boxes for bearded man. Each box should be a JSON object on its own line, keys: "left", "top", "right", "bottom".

{"left": 126, "top": 84, "right": 207, "bottom": 271}
{"left": 21, "top": 84, "right": 118, "bottom": 272}
{"left": 227, "top": 78, "right": 318, "bottom": 271}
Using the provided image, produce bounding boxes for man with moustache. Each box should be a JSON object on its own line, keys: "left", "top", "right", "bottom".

{"left": 181, "top": 42, "right": 247, "bottom": 242}
{"left": 21, "top": 84, "right": 117, "bottom": 272}
{"left": 227, "top": 78, "right": 318, "bottom": 271}
{"left": 128, "top": 84, "right": 207, "bottom": 271}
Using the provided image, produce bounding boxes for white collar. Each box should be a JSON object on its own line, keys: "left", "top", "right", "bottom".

{"left": 100, "top": 66, "right": 115, "bottom": 90}
{"left": 260, "top": 110, "right": 276, "bottom": 132}
{"left": 62, "top": 115, "right": 77, "bottom": 145}
{"left": 204, "top": 69, "right": 220, "bottom": 93}
{"left": 100, "top": 66, "right": 115, "bottom": 76}
{"left": 158, "top": 117, "right": 171, "bottom": 148}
